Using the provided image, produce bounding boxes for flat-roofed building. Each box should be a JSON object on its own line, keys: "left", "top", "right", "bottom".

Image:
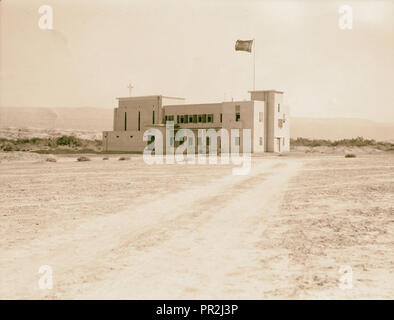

{"left": 103, "top": 90, "right": 290, "bottom": 153}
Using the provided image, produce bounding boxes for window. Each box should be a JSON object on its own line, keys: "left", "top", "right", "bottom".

{"left": 235, "top": 104, "right": 241, "bottom": 121}
{"left": 259, "top": 137, "right": 263, "bottom": 146}
{"left": 189, "top": 115, "right": 193, "bottom": 123}
{"left": 170, "top": 137, "right": 174, "bottom": 146}
{"left": 220, "top": 113, "right": 223, "bottom": 123}
{"left": 207, "top": 114, "right": 213, "bottom": 123}
{"left": 278, "top": 104, "right": 280, "bottom": 112}
{"left": 124, "top": 112, "right": 127, "bottom": 131}
{"left": 188, "top": 137, "right": 194, "bottom": 146}
{"left": 206, "top": 137, "right": 210, "bottom": 146}
{"left": 184, "top": 115, "right": 188, "bottom": 124}
{"left": 177, "top": 115, "right": 180, "bottom": 123}
{"left": 278, "top": 119, "right": 283, "bottom": 128}
{"left": 259, "top": 112, "right": 263, "bottom": 122}
{"left": 180, "top": 115, "right": 184, "bottom": 123}
{"left": 152, "top": 111, "right": 155, "bottom": 124}
{"left": 202, "top": 114, "right": 207, "bottom": 123}
{"left": 235, "top": 137, "right": 240, "bottom": 146}
{"left": 198, "top": 115, "right": 202, "bottom": 123}
{"left": 165, "top": 115, "right": 174, "bottom": 123}
{"left": 193, "top": 115, "right": 197, "bottom": 123}
{"left": 138, "top": 111, "right": 140, "bottom": 131}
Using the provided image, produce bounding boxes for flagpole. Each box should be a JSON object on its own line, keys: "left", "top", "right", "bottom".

{"left": 253, "top": 38, "right": 255, "bottom": 90}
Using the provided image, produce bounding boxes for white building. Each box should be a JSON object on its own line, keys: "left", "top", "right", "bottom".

{"left": 103, "top": 90, "right": 290, "bottom": 153}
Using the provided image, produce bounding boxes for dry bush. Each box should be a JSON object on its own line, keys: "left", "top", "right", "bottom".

{"left": 2, "top": 144, "right": 13, "bottom": 152}
{"left": 77, "top": 156, "right": 91, "bottom": 162}
{"left": 56, "top": 136, "right": 82, "bottom": 147}
{"left": 345, "top": 153, "right": 356, "bottom": 158}
{"left": 118, "top": 157, "right": 130, "bottom": 161}
{"left": 46, "top": 157, "right": 57, "bottom": 162}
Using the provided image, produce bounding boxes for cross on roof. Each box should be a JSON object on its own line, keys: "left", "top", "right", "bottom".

{"left": 127, "top": 83, "right": 134, "bottom": 96}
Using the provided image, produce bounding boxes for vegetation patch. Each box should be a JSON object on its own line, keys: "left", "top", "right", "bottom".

{"left": 291, "top": 137, "right": 394, "bottom": 151}
{"left": 345, "top": 153, "right": 356, "bottom": 158}
{"left": 0, "top": 135, "right": 103, "bottom": 153}
{"left": 77, "top": 156, "right": 91, "bottom": 162}
{"left": 56, "top": 136, "right": 82, "bottom": 147}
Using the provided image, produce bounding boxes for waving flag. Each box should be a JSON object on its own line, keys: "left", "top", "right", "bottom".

{"left": 235, "top": 40, "right": 253, "bottom": 53}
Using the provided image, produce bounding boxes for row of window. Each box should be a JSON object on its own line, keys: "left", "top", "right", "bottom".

{"left": 164, "top": 112, "right": 245, "bottom": 124}
{"left": 164, "top": 114, "right": 216, "bottom": 124}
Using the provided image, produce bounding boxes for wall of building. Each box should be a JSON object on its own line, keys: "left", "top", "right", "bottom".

{"left": 252, "top": 100, "right": 265, "bottom": 153}
{"left": 114, "top": 96, "right": 164, "bottom": 132}
{"left": 249, "top": 90, "right": 290, "bottom": 152}
{"left": 103, "top": 130, "right": 147, "bottom": 152}
{"left": 164, "top": 101, "right": 254, "bottom": 154}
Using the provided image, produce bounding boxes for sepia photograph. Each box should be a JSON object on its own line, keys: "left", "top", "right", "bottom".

{"left": 0, "top": 0, "right": 393, "bottom": 309}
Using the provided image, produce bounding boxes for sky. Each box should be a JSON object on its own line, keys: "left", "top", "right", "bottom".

{"left": 0, "top": 0, "right": 393, "bottom": 122}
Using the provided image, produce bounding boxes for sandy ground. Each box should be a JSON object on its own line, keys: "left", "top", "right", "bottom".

{"left": 0, "top": 153, "right": 393, "bottom": 299}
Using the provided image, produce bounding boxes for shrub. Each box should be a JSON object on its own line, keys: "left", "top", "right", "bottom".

{"left": 29, "top": 137, "right": 42, "bottom": 144}
{"left": 118, "top": 157, "right": 130, "bottom": 161}
{"left": 56, "top": 136, "right": 82, "bottom": 147}
{"left": 103, "top": 157, "right": 109, "bottom": 160}
{"left": 291, "top": 137, "right": 378, "bottom": 148}
{"left": 345, "top": 153, "right": 356, "bottom": 158}
{"left": 77, "top": 156, "right": 91, "bottom": 162}
{"left": 15, "top": 138, "right": 30, "bottom": 145}
{"left": 46, "top": 157, "right": 57, "bottom": 162}
{"left": 2, "top": 144, "right": 13, "bottom": 152}
{"left": 47, "top": 138, "right": 57, "bottom": 148}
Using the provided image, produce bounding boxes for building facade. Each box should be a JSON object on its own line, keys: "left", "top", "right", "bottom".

{"left": 103, "top": 90, "right": 290, "bottom": 153}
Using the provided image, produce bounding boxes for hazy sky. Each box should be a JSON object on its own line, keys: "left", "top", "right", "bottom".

{"left": 1, "top": 0, "right": 393, "bottom": 122}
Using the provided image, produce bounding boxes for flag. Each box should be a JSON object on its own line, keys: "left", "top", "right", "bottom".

{"left": 235, "top": 40, "right": 253, "bottom": 53}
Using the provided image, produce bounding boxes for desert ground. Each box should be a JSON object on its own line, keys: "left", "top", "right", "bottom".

{"left": 0, "top": 152, "right": 393, "bottom": 299}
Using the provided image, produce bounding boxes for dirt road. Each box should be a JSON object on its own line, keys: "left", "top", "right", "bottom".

{"left": 0, "top": 156, "right": 300, "bottom": 299}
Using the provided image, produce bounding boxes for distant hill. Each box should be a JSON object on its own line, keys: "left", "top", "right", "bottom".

{"left": 291, "top": 117, "right": 394, "bottom": 142}
{"left": 0, "top": 107, "right": 393, "bottom": 141}
{"left": 0, "top": 107, "right": 113, "bottom": 132}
